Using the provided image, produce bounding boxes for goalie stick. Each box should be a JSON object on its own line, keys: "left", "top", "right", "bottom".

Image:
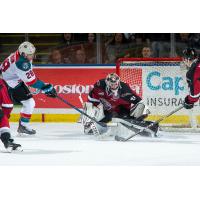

{"left": 78, "top": 92, "right": 84, "bottom": 106}
{"left": 114, "top": 105, "right": 184, "bottom": 142}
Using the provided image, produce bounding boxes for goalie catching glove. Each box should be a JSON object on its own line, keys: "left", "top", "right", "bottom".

{"left": 130, "top": 101, "right": 150, "bottom": 120}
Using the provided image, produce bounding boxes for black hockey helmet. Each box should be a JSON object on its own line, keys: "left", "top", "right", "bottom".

{"left": 182, "top": 48, "right": 197, "bottom": 61}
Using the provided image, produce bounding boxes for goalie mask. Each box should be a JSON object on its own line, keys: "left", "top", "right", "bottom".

{"left": 182, "top": 48, "right": 197, "bottom": 68}
{"left": 105, "top": 73, "right": 120, "bottom": 91}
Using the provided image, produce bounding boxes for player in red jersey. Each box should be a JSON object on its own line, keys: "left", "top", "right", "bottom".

{"left": 182, "top": 48, "right": 200, "bottom": 109}
{"left": 0, "top": 79, "right": 22, "bottom": 152}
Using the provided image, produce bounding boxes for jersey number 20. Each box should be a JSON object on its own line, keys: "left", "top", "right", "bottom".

{"left": 26, "top": 70, "right": 35, "bottom": 79}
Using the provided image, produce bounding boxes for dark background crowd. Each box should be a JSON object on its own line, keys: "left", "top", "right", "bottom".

{"left": 0, "top": 33, "right": 200, "bottom": 64}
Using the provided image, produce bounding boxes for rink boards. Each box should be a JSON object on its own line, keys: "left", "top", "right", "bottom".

{"left": 9, "top": 111, "right": 200, "bottom": 126}
{"left": 9, "top": 65, "right": 200, "bottom": 127}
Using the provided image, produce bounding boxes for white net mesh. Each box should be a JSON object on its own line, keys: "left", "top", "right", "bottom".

{"left": 116, "top": 58, "right": 199, "bottom": 130}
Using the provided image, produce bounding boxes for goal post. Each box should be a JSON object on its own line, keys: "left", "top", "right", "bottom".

{"left": 116, "top": 57, "right": 199, "bottom": 129}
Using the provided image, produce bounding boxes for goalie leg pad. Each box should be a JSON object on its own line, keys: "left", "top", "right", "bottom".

{"left": 112, "top": 118, "right": 159, "bottom": 137}
{"left": 125, "top": 119, "right": 159, "bottom": 137}
{"left": 110, "top": 122, "right": 135, "bottom": 139}
{"left": 84, "top": 121, "right": 108, "bottom": 136}
{"left": 81, "top": 102, "right": 105, "bottom": 125}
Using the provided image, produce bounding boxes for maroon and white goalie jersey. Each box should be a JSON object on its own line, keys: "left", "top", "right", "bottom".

{"left": 88, "top": 79, "right": 142, "bottom": 115}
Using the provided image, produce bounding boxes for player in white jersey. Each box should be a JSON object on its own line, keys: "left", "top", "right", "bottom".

{"left": 0, "top": 42, "right": 57, "bottom": 135}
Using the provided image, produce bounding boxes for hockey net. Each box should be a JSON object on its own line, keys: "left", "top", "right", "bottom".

{"left": 116, "top": 57, "right": 200, "bottom": 131}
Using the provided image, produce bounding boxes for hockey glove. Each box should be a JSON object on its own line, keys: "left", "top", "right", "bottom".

{"left": 130, "top": 103, "right": 145, "bottom": 118}
{"left": 41, "top": 84, "right": 57, "bottom": 98}
{"left": 130, "top": 102, "right": 150, "bottom": 120}
{"left": 183, "top": 96, "right": 194, "bottom": 109}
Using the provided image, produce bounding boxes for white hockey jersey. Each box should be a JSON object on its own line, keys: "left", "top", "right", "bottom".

{"left": 0, "top": 51, "right": 37, "bottom": 88}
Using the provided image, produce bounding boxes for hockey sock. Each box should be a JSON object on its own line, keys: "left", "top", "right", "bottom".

{"left": 20, "top": 113, "right": 31, "bottom": 127}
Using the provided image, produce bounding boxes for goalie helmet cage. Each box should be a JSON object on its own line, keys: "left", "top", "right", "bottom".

{"left": 116, "top": 57, "right": 199, "bottom": 132}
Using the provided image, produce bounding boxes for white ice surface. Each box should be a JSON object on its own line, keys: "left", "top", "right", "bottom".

{"left": 0, "top": 123, "right": 200, "bottom": 165}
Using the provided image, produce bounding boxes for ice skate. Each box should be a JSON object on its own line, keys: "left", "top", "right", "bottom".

{"left": 17, "top": 122, "right": 36, "bottom": 135}
{"left": 4, "top": 139, "right": 23, "bottom": 152}
{"left": 1, "top": 132, "right": 23, "bottom": 152}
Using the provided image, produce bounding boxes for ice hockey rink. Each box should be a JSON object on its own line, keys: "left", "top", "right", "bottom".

{"left": 1, "top": 122, "right": 200, "bottom": 165}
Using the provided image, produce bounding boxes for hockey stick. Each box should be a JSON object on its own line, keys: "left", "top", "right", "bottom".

{"left": 78, "top": 92, "right": 84, "bottom": 107}
{"left": 30, "top": 88, "right": 107, "bottom": 127}
{"left": 114, "top": 105, "right": 184, "bottom": 142}
{"left": 56, "top": 95, "right": 107, "bottom": 127}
